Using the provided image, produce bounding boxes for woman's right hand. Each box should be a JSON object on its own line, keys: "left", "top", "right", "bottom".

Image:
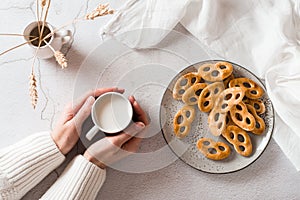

{"left": 83, "top": 96, "right": 149, "bottom": 169}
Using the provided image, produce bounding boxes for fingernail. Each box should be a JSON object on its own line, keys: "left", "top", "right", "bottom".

{"left": 135, "top": 122, "right": 145, "bottom": 130}
{"left": 86, "top": 96, "right": 95, "bottom": 104}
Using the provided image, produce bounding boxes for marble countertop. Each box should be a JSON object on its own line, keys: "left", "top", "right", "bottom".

{"left": 0, "top": 1, "right": 300, "bottom": 199}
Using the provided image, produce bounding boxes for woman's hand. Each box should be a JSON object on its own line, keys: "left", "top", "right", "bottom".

{"left": 83, "top": 96, "right": 149, "bottom": 169}
{"left": 51, "top": 88, "right": 124, "bottom": 155}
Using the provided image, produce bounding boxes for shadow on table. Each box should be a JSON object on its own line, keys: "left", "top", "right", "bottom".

{"left": 95, "top": 139, "right": 287, "bottom": 200}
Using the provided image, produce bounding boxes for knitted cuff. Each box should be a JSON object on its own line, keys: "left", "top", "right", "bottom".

{"left": 41, "top": 155, "right": 106, "bottom": 200}
{"left": 0, "top": 131, "right": 65, "bottom": 199}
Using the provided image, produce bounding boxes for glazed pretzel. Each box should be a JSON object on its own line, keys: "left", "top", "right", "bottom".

{"left": 198, "top": 82, "right": 225, "bottom": 112}
{"left": 198, "top": 61, "right": 233, "bottom": 82}
{"left": 244, "top": 98, "right": 266, "bottom": 114}
{"left": 223, "top": 74, "right": 235, "bottom": 88}
{"left": 225, "top": 113, "right": 235, "bottom": 126}
{"left": 222, "top": 125, "right": 252, "bottom": 157}
{"left": 197, "top": 138, "right": 231, "bottom": 160}
{"left": 173, "top": 105, "right": 196, "bottom": 138}
{"left": 208, "top": 108, "right": 227, "bottom": 136}
{"left": 214, "top": 87, "right": 245, "bottom": 113}
{"left": 230, "top": 101, "right": 255, "bottom": 131}
{"left": 173, "top": 72, "right": 202, "bottom": 100}
{"left": 229, "top": 77, "right": 264, "bottom": 99}
{"left": 207, "top": 87, "right": 244, "bottom": 136}
{"left": 246, "top": 104, "right": 265, "bottom": 135}
{"left": 182, "top": 83, "right": 207, "bottom": 105}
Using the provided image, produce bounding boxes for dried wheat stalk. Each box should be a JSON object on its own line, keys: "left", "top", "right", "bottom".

{"left": 29, "top": 72, "right": 38, "bottom": 109}
{"left": 54, "top": 51, "right": 67, "bottom": 69}
{"left": 1, "top": 1, "right": 114, "bottom": 109}
{"left": 85, "top": 3, "right": 114, "bottom": 20}
{"left": 0, "top": 33, "right": 36, "bottom": 37}
{"left": 41, "top": 0, "right": 47, "bottom": 8}
{"left": 0, "top": 37, "right": 39, "bottom": 56}
{"left": 41, "top": 3, "right": 114, "bottom": 43}
{"left": 26, "top": 0, "right": 50, "bottom": 109}
{"left": 45, "top": 40, "right": 68, "bottom": 69}
{"left": 39, "top": 0, "right": 51, "bottom": 46}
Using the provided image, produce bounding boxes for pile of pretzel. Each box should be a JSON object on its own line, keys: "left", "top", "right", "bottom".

{"left": 172, "top": 61, "right": 266, "bottom": 160}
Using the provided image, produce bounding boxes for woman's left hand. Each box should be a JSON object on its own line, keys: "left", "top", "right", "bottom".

{"left": 51, "top": 88, "right": 124, "bottom": 155}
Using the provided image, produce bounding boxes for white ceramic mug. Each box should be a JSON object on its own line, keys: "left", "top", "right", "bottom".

{"left": 86, "top": 92, "right": 133, "bottom": 140}
{"left": 23, "top": 21, "right": 72, "bottom": 59}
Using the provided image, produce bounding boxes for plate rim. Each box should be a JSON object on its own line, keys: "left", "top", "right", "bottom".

{"left": 159, "top": 59, "right": 275, "bottom": 174}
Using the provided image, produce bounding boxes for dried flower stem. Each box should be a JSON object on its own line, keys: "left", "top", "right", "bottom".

{"left": 0, "top": 37, "right": 39, "bottom": 57}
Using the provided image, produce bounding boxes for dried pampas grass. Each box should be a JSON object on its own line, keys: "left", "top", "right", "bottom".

{"left": 29, "top": 72, "right": 38, "bottom": 109}
{"left": 85, "top": 3, "right": 114, "bottom": 20}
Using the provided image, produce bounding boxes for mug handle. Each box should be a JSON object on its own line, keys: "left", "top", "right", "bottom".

{"left": 56, "top": 30, "right": 73, "bottom": 45}
{"left": 86, "top": 125, "right": 99, "bottom": 141}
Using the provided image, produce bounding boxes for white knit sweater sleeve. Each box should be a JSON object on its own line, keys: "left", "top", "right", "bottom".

{"left": 0, "top": 131, "right": 65, "bottom": 200}
{"left": 40, "top": 155, "right": 106, "bottom": 200}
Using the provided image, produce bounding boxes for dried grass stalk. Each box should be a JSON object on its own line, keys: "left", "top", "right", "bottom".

{"left": 85, "top": 3, "right": 114, "bottom": 20}
{"left": 54, "top": 51, "right": 67, "bottom": 69}
{"left": 29, "top": 72, "right": 38, "bottom": 109}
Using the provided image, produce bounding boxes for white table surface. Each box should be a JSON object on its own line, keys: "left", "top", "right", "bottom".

{"left": 0, "top": 1, "right": 299, "bottom": 199}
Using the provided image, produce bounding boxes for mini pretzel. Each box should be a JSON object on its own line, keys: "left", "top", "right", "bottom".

{"left": 214, "top": 87, "right": 245, "bottom": 113}
{"left": 173, "top": 72, "right": 202, "bottom": 100}
{"left": 229, "top": 78, "right": 264, "bottom": 99}
{"left": 198, "top": 61, "right": 233, "bottom": 82}
{"left": 223, "top": 74, "right": 235, "bottom": 88}
{"left": 222, "top": 125, "right": 252, "bottom": 157}
{"left": 197, "top": 138, "right": 231, "bottom": 160}
{"left": 208, "top": 108, "right": 227, "bottom": 136}
{"left": 173, "top": 105, "right": 196, "bottom": 138}
{"left": 198, "top": 82, "right": 225, "bottom": 112}
{"left": 230, "top": 101, "right": 255, "bottom": 131}
{"left": 225, "top": 113, "right": 235, "bottom": 126}
{"left": 244, "top": 98, "right": 266, "bottom": 114}
{"left": 246, "top": 104, "right": 265, "bottom": 135}
{"left": 182, "top": 83, "right": 207, "bottom": 105}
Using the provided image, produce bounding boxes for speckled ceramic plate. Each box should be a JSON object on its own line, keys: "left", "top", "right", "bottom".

{"left": 160, "top": 60, "right": 274, "bottom": 174}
